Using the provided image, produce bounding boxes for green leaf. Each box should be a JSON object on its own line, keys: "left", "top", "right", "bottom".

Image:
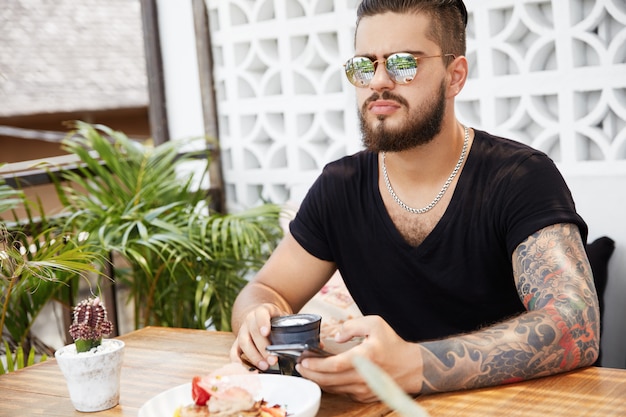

{"left": 26, "top": 346, "right": 36, "bottom": 367}
{"left": 16, "top": 346, "right": 24, "bottom": 370}
{"left": 5, "top": 341, "right": 14, "bottom": 372}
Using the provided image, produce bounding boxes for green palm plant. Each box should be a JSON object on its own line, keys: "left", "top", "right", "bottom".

{"left": 52, "top": 122, "right": 283, "bottom": 330}
{"left": 1, "top": 173, "right": 103, "bottom": 369}
{"left": 0, "top": 224, "right": 102, "bottom": 347}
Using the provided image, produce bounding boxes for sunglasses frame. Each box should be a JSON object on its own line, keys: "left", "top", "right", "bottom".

{"left": 344, "top": 53, "right": 456, "bottom": 87}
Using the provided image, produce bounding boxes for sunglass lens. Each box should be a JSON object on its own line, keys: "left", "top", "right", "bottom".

{"left": 386, "top": 53, "right": 417, "bottom": 84}
{"left": 345, "top": 57, "right": 375, "bottom": 86}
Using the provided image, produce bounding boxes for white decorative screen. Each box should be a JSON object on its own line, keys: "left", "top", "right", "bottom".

{"left": 459, "top": 0, "right": 626, "bottom": 172}
{"left": 205, "top": 0, "right": 626, "bottom": 209}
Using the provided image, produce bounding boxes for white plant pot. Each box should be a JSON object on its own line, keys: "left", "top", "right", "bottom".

{"left": 55, "top": 339, "right": 125, "bottom": 412}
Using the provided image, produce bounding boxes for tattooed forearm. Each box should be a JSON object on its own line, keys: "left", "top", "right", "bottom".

{"left": 515, "top": 224, "right": 599, "bottom": 368}
{"left": 417, "top": 223, "right": 600, "bottom": 394}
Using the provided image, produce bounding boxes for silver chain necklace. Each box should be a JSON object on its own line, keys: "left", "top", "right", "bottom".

{"left": 381, "top": 125, "right": 469, "bottom": 214}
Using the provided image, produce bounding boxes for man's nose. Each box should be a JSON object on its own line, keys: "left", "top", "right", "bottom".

{"left": 369, "top": 61, "right": 395, "bottom": 91}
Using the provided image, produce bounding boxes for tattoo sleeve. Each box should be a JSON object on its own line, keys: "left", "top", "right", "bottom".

{"left": 417, "top": 223, "right": 600, "bottom": 394}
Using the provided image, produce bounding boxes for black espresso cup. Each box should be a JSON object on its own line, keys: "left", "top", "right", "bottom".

{"left": 269, "top": 313, "right": 322, "bottom": 376}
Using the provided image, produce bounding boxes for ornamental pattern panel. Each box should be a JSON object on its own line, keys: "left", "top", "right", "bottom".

{"left": 460, "top": 0, "right": 626, "bottom": 168}
{"left": 206, "top": 0, "right": 626, "bottom": 209}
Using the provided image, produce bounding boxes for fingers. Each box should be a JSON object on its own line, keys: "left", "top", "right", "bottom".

{"left": 296, "top": 316, "right": 416, "bottom": 401}
{"left": 334, "top": 315, "right": 382, "bottom": 342}
{"left": 233, "top": 304, "right": 283, "bottom": 370}
{"left": 333, "top": 316, "right": 388, "bottom": 362}
{"left": 297, "top": 356, "right": 378, "bottom": 402}
{"left": 237, "top": 316, "right": 271, "bottom": 370}
{"left": 229, "top": 337, "right": 243, "bottom": 362}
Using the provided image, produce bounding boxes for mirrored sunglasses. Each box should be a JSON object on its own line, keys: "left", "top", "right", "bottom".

{"left": 343, "top": 53, "right": 455, "bottom": 87}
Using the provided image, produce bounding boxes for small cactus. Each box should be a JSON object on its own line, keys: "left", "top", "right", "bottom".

{"left": 68, "top": 297, "right": 113, "bottom": 353}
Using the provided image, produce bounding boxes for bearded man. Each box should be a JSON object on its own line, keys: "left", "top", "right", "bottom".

{"left": 229, "top": 0, "right": 599, "bottom": 402}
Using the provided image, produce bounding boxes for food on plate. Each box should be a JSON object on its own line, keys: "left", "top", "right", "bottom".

{"left": 173, "top": 363, "right": 287, "bottom": 417}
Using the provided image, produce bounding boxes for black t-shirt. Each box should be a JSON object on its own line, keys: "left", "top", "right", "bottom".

{"left": 290, "top": 129, "right": 588, "bottom": 342}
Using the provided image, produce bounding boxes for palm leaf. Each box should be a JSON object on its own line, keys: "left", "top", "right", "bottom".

{"left": 0, "top": 179, "right": 23, "bottom": 215}
{"left": 38, "top": 122, "right": 283, "bottom": 330}
{"left": 1, "top": 224, "right": 104, "bottom": 346}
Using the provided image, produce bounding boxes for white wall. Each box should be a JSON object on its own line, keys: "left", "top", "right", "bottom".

{"left": 156, "top": 0, "right": 205, "bottom": 142}
{"left": 156, "top": 0, "right": 211, "bottom": 191}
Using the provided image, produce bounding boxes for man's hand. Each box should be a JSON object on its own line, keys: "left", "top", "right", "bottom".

{"left": 296, "top": 315, "right": 424, "bottom": 402}
{"left": 229, "top": 303, "right": 287, "bottom": 371}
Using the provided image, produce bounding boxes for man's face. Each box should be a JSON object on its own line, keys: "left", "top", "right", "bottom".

{"left": 354, "top": 12, "right": 450, "bottom": 152}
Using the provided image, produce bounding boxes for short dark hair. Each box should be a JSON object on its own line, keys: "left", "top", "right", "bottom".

{"left": 355, "top": 0, "right": 467, "bottom": 57}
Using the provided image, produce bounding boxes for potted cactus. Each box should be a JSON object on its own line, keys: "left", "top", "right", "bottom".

{"left": 55, "top": 297, "right": 125, "bottom": 412}
{"left": 68, "top": 297, "right": 115, "bottom": 352}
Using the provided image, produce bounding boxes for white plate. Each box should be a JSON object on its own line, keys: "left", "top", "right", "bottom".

{"left": 138, "top": 374, "right": 321, "bottom": 417}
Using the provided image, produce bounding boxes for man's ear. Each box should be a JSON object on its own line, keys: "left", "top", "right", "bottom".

{"left": 447, "top": 55, "right": 468, "bottom": 98}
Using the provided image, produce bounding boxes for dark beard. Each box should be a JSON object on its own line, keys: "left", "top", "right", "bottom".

{"left": 359, "top": 81, "right": 447, "bottom": 153}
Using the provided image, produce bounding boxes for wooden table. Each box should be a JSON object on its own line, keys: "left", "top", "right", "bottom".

{"left": 1, "top": 326, "right": 626, "bottom": 416}
{"left": 414, "top": 365, "right": 626, "bottom": 416}
{"left": 0, "top": 327, "right": 387, "bottom": 416}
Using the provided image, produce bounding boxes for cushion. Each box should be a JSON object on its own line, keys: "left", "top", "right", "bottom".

{"left": 299, "top": 271, "right": 362, "bottom": 339}
{"left": 586, "top": 236, "right": 615, "bottom": 317}
{"left": 585, "top": 236, "right": 615, "bottom": 366}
